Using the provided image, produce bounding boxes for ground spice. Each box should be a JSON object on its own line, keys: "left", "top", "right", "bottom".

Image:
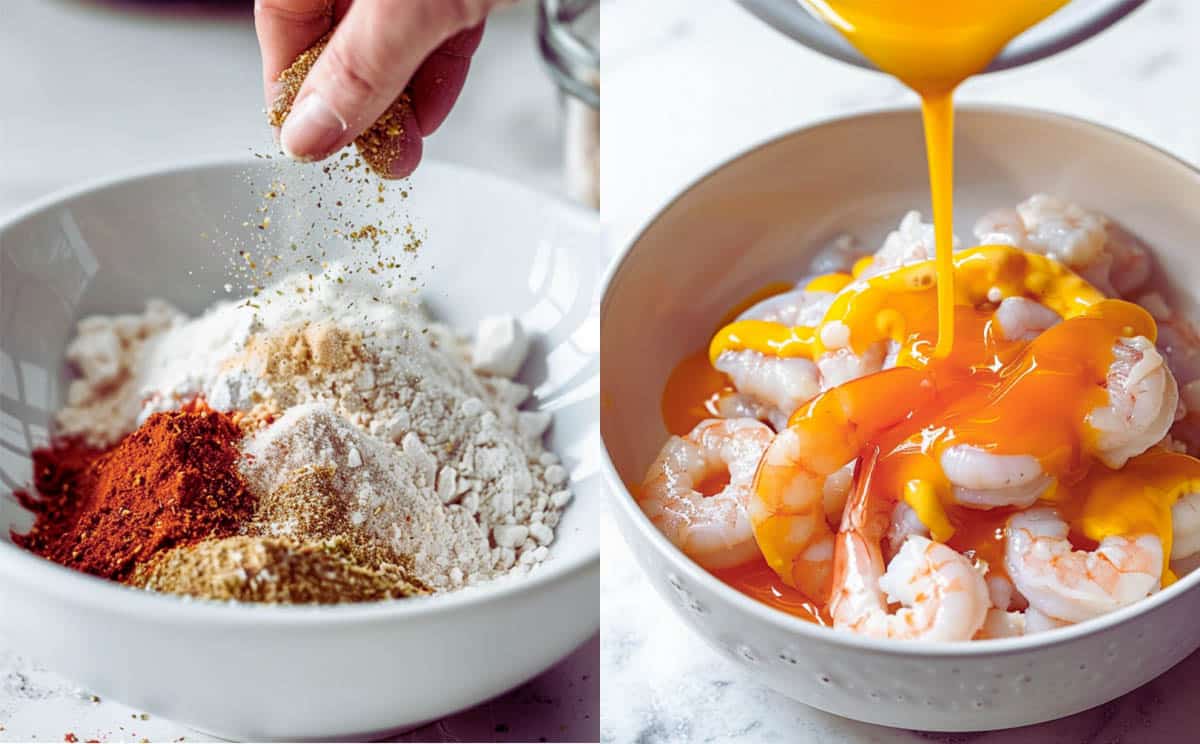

{"left": 132, "top": 535, "right": 429, "bottom": 604}
{"left": 268, "top": 31, "right": 415, "bottom": 178}
{"left": 13, "top": 405, "right": 255, "bottom": 580}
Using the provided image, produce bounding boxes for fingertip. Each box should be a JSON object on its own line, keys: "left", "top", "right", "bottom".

{"left": 355, "top": 100, "right": 422, "bottom": 178}
{"left": 385, "top": 134, "right": 423, "bottom": 179}
{"left": 409, "top": 53, "right": 470, "bottom": 136}
{"left": 440, "top": 22, "right": 485, "bottom": 58}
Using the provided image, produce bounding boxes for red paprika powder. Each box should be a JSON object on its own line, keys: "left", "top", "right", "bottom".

{"left": 14, "top": 405, "right": 255, "bottom": 581}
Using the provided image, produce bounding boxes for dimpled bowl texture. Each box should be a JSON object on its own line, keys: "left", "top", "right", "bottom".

{"left": 601, "top": 107, "right": 1200, "bottom": 731}
{"left": 0, "top": 158, "right": 601, "bottom": 740}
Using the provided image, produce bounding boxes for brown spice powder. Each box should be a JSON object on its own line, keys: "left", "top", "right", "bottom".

{"left": 268, "top": 31, "right": 415, "bottom": 178}
{"left": 133, "top": 535, "right": 428, "bottom": 604}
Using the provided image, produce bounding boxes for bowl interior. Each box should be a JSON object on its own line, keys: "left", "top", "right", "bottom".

{"left": 601, "top": 106, "right": 1200, "bottom": 603}
{"left": 0, "top": 157, "right": 602, "bottom": 599}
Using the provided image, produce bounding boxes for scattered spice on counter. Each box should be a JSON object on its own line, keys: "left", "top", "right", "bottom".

{"left": 14, "top": 406, "right": 254, "bottom": 580}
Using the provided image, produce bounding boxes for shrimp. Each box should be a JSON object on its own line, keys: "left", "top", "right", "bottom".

{"left": 861, "top": 210, "right": 961, "bottom": 279}
{"left": 976, "top": 609, "right": 1025, "bottom": 639}
{"left": 639, "top": 418, "right": 774, "bottom": 570}
{"left": 823, "top": 463, "right": 855, "bottom": 525}
{"left": 809, "top": 233, "right": 865, "bottom": 275}
{"left": 715, "top": 289, "right": 885, "bottom": 422}
{"left": 710, "top": 390, "right": 785, "bottom": 431}
{"left": 829, "top": 449, "right": 988, "bottom": 640}
{"left": 975, "top": 607, "right": 1064, "bottom": 639}
{"left": 831, "top": 533, "right": 990, "bottom": 641}
{"left": 1170, "top": 491, "right": 1200, "bottom": 562}
{"left": 748, "top": 368, "right": 935, "bottom": 600}
{"left": 712, "top": 290, "right": 833, "bottom": 423}
{"left": 885, "top": 501, "right": 929, "bottom": 561}
{"left": 1005, "top": 507, "right": 1162, "bottom": 624}
{"left": 1088, "top": 337, "right": 1179, "bottom": 469}
{"left": 738, "top": 287, "right": 834, "bottom": 327}
{"left": 940, "top": 445, "right": 1052, "bottom": 509}
{"left": 815, "top": 342, "right": 887, "bottom": 390}
{"left": 974, "top": 196, "right": 1151, "bottom": 299}
{"left": 986, "top": 574, "right": 1021, "bottom": 611}
{"left": 713, "top": 351, "right": 821, "bottom": 428}
{"left": 973, "top": 207, "right": 1029, "bottom": 250}
{"left": 1101, "top": 222, "right": 1153, "bottom": 298}
{"left": 993, "top": 297, "right": 1061, "bottom": 342}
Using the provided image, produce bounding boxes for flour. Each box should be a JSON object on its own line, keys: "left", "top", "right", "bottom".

{"left": 241, "top": 402, "right": 492, "bottom": 589}
{"left": 54, "top": 264, "right": 570, "bottom": 590}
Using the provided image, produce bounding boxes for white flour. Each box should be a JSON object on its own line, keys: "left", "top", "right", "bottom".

{"left": 55, "top": 265, "right": 570, "bottom": 589}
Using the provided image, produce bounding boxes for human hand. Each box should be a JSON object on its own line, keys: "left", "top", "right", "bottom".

{"left": 255, "top": 0, "right": 510, "bottom": 177}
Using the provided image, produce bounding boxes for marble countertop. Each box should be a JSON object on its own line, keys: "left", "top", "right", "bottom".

{"left": 600, "top": 1, "right": 1200, "bottom": 742}
{"left": 0, "top": 1, "right": 597, "bottom": 741}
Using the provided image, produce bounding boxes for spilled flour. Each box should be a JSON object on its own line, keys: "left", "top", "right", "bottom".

{"left": 56, "top": 265, "right": 570, "bottom": 591}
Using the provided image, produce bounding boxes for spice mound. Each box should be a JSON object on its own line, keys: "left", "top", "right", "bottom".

{"left": 15, "top": 265, "right": 571, "bottom": 604}
{"left": 15, "top": 406, "right": 253, "bottom": 581}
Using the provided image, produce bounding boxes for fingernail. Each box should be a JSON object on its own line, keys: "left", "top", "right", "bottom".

{"left": 280, "top": 93, "right": 347, "bottom": 162}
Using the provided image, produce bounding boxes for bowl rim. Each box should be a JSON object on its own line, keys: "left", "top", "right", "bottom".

{"left": 600, "top": 103, "right": 1200, "bottom": 657}
{"left": 0, "top": 154, "right": 601, "bottom": 626}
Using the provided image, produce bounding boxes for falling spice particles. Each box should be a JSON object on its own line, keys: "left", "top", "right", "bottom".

{"left": 14, "top": 265, "right": 572, "bottom": 603}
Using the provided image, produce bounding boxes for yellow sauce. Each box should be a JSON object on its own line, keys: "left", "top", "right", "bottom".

{"left": 660, "top": 248, "right": 1200, "bottom": 615}
{"left": 652, "top": 2, "right": 1200, "bottom": 621}
{"left": 805, "top": 0, "right": 1069, "bottom": 357}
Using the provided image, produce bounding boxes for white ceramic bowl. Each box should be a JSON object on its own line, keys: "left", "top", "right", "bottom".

{"left": 601, "top": 106, "right": 1200, "bottom": 731}
{"left": 0, "top": 158, "right": 601, "bottom": 740}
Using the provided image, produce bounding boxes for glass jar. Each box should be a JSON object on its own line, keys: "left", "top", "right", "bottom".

{"left": 538, "top": 0, "right": 600, "bottom": 209}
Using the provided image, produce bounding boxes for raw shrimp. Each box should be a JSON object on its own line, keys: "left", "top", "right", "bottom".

{"left": 737, "top": 287, "right": 834, "bottom": 327}
{"left": 809, "top": 233, "right": 865, "bottom": 275}
{"left": 1088, "top": 337, "right": 1179, "bottom": 469}
{"left": 885, "top": 501, "right": 928, "bottom": 560}
{"left": 712, "top": 289, "right": 833, "bottom": 422}
{"left": 1016, "top": 194, "right": 1107, "bottom": 267}
{"left": 973, "top": 207, "right": 1029, "bottom": 250}
{"left": 1170, "top": 490, "right": 1200, "bottom": 562}
{"left": 748, "top": 368, "right": 936, "bottom": 600}
{"left": 713, "top": 351, "right": 821, "bottom": 428}
{"left": 639, "top": 418, "right": 774, "bottom": 570}
{"left": 940, "top": 444, "right": 1052, "bottom": 509}
{"left": 976, "top": 609, "right": 1025, "bottom": 639}
{"left": 986, "top": 574, "right": 1021, "bottom": 611}
{"left": 831, "top": 533, "right": 989, "bottom": 641}
{"left": 710, "top": 390, "right": 784, "bottom": 431}
{"left": 974, "top": 195, "right": 1151, "bottom": 298}
{"left": 1005, "top": 507, "right": 1162, "bottom": 624}
{"left": 815, "top": 342, "right": 887, "bottom": 390}
{"left": 1101, "top": 221, "right": 1153, "bottom": 298}
{"left": 823, "top": 463, "right": 855, "bottom": 525}
{"left": 993, "top": 297, "right": 1061, "bottom": 342}
{"left": 975, "top": 607, "right": 1064, "bottom": 639}
{"left": 715, "top": 289, "right": 886, "bottom": 421}
{"left": 861, "top": 211, "right": 961, "bottom": 279}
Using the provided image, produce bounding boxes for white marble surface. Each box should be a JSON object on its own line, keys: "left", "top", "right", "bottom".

{"left": 0, "top": 1, "right": 597, "bottom": 741}
{"left": 600, "top": 1, "right": 1200, "bottom": 742}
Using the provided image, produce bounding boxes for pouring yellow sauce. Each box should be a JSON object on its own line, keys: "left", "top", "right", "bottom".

{"left": 652, "top": 2, "right": 1200, "bottom": 625}
{"left": 804, "top": 0, "right": 1069, "bottom": 357}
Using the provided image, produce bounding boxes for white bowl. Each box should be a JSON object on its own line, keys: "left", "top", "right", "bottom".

{"left": 0, "top": 158, "right": 601, "bottom": 740}
{"left": 601, "top": 106, "right": 1200, "bottom": 731}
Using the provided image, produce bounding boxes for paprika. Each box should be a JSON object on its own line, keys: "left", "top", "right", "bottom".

{"left": 14, "top": 405, "right": 255, "bottom": 580}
